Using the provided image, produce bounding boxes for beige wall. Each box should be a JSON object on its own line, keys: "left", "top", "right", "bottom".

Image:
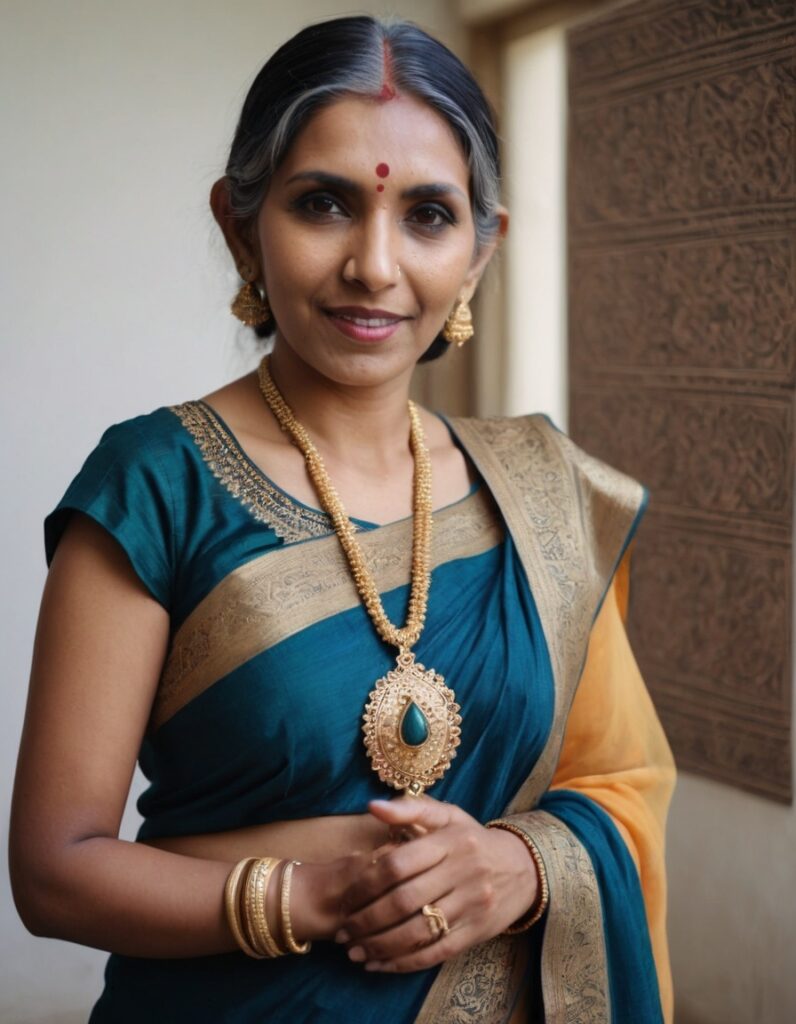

{"left": 668, "top": 770, "right": 796, "bottom": 1023}
{"left": 0, "top": 2, "right": 459, "bottom": 1020}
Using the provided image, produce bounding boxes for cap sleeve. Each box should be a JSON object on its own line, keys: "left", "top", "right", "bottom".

{"left": 44, "top": 418, "right": 174, "bottom": 609}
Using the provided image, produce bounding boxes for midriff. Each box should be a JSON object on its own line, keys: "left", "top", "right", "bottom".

{"left": 141, "top": 813, "right": 392, "bottom": 864}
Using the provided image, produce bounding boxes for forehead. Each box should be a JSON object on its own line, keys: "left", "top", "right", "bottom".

{"left": 276, "top": 94, "right": 470, "bottom": 186}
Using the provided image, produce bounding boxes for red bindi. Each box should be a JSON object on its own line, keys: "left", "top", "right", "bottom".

{"left": 376, "top": 163, "right": 390, "bottom": 178}
{"left": 376, "top": 184, "right": 385, "bottom": 192}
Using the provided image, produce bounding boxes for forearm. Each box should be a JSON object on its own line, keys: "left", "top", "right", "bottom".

{"left": 14, "top": 832, "right": 357, "bottom": 959}
{"left": 15, "top": 836, "right": 235, "bottom": 957}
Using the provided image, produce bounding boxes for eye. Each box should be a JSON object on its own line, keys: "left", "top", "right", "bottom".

{"left": 408, "top": 203, "right": 457, "bottom": 231}
{"left": 293, "top": 191, "right": 348, "bottom": 219}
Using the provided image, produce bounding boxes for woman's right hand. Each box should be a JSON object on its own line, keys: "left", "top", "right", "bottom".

{"left": 291, "top": 846, "right": 395, "bottom": 941}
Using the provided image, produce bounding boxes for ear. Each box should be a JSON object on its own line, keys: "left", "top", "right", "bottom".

{"left": 459, "top": 204, "right": 509, "bottom": 304}
{"left": 209, "top": 177, "right": 261, "bottom": 282}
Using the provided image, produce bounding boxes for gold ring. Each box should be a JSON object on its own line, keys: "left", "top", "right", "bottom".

{"left": 421, "top": 903, "right": 450, "bottom": 941}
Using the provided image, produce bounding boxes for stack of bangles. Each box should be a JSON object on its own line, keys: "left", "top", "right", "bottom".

{"left": 224, "top": 857, "right": 311, "bottom": 959}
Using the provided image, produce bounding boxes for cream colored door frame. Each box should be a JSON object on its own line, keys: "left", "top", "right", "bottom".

{"left": 459, "top": 0, "right": 630, "bottom": 418}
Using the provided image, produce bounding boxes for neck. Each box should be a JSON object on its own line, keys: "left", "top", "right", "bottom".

{"left": 265, "top": 340, "right": 418, "bottom": 467}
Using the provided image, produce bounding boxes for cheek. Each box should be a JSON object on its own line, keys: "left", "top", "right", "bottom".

{"left": 406, "top": 241, "right": 474, "bottom": 307}
{"left": 260, "top": 225, "right": 331, "bottom": 293}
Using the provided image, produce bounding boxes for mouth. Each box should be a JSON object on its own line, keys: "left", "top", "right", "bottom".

{"left": 323, "top": 306, "right": 410, "bottom": 343}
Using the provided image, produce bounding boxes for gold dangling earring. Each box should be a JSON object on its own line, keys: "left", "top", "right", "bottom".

{"left": 442, "top": 298, "right": 474, "bottom": 347}
{"left": 231, "top": 276, "right": 272, "bottom": 328}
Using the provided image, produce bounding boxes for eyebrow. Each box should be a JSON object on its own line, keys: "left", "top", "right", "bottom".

{"left": 284, "top": 170, "right": 467, "bottom": 202}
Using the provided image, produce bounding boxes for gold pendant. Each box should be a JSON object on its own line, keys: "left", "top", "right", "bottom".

{"left": 362, "top": 651, "right": 461, "bottom": 795}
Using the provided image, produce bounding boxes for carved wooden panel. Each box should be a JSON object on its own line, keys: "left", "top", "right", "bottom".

{"left": 568, "top": 0, "right": 795, "bottom": 801}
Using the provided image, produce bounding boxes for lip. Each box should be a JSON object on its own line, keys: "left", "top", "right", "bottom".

{"left": 323, "top": 305, "right": 410, "bottom": 343}
{"left": 325, "top": 305, "right": 408, "bottom": 320}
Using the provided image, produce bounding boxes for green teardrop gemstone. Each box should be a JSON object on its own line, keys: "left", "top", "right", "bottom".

{"left": 400, "top": 701, "right": 430, "bottom": 747}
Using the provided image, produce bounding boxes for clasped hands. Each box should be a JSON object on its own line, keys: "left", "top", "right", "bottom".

{"left": 293, "top": 796, "right": 539, "bottom": 974}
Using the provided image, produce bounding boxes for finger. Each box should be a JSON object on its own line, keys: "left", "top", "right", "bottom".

{"left": 388, "top": 822, "right": 428, "bottom": 843}
{"left": 365, "top": 927, "right": 467, "bottom": 974}
{"left": 341, "top": 860, "right": 460, "bottom": 942}
{"left": 369, "top": 841, "right": 399, "bottom": 864}
{"left": 368, "top": 796, "right": 456, "bottom": 833}
{"left": 346, "top": 889, "right": 463, "bottom": 967}
{"left": 339, "top": 833, "right": 448, "bottom": 919}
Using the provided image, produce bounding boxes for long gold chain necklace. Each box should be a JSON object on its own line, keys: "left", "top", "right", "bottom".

{"left": 257, "top": 355, "right": 461, "bottom": 795}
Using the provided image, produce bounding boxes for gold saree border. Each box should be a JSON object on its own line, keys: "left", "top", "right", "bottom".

{"left": 170, "top": 400, "right": 332, "bottom": 544}
{"left": 150, "top": 486, "right": 503, "bottom": 731}
{"left": 505, "top": 810, "right": 610, "bottom": 1022}
{"left": 415, "top": 416, "right": 644, "bottom": 1024}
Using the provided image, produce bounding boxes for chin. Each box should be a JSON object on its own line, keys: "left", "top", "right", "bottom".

{"left": 279, "top": 334, "right": 423, "bottom": 389}
{"left": 324, "top": 347, "right": 417, "bottom": 387}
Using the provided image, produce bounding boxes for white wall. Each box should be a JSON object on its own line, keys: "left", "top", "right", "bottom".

{"left": 0, "top": 2, "right": 460, "bottom": 1020}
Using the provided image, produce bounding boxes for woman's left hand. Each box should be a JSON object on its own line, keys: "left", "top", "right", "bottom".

{"left": 335, "top": 796, "right": 538, "bottom": 973}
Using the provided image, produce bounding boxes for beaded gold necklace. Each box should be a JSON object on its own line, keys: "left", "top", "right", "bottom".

{"left": 257, "top": 355, "right": 461, "bottom": 795}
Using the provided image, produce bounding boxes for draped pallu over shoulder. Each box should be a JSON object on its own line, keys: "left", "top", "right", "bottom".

{"left": 415, "top": 415, "right": 672, "bottom": 1024}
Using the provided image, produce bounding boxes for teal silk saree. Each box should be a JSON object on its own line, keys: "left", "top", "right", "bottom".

{"left": 44, "top": 401, "right": 674, "bottom": 1023}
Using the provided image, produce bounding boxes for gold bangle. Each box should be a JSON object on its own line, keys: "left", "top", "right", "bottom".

{"left": 486, "top": 820, "right": 550, "bottom": 933}
{"left": 247, "top": 857, "right": 286, "bottom": 958}
{"left": 279, "top": 861, "right": 312, "bottom": 954}
{"left": 224, "top": 858, "right": 266, "bottom": 959}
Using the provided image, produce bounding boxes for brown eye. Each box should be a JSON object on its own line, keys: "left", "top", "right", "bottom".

{"left": 308, "top": 196, "right": 336, "bottom": 214}
{"left": 294, "top": 192, "right": 347, "bottom": 218}
{"left": 409, "top": 203, "right": 455, "bottom": 230}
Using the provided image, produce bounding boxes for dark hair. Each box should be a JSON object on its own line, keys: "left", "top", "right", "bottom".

{"left": 223, "top": 15, "right": 502, "bottom": 362}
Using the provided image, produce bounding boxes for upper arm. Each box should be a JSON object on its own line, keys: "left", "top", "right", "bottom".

{"left": 10, "top": 513, "right": 170, "bottom": 891}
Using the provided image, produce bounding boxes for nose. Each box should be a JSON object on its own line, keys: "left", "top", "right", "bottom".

{"left": 342, "top": 212, "right": 400, "bottom": 292}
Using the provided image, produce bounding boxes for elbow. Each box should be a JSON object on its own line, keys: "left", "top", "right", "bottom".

{"left": 11, "top": 878, "right": 52, "bottom": 938}
{"left": 9, "top": 850, "right": 69, "bottom": 940}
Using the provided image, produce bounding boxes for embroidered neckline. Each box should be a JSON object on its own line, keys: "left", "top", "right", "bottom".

{"left": 170, "top": 400, "right": 334, "bottom": 544}
{"left": 170, "top": 399, "right": 484, "bottom": 546}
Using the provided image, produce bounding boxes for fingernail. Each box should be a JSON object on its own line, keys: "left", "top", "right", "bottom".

{"left": 335, "top": 930, "right": 350, "bottom": 944}
{"left": 348, "top": 946, "right": 366, "bottom": 963}
{"left": 365, "top": 961, "right": 383, "bottom": 971}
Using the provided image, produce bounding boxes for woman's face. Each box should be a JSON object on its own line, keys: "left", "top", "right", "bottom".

{"left": 252, "top": 93, "right": 501, "bottom": 388}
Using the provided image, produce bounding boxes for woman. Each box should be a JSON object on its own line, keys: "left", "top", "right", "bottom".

{"left": 10, "top": 15, "right": 675, "bottom": 1023}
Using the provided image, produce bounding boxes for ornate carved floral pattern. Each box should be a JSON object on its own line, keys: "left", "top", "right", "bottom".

{"left": 649, "top": 700, "right": 791, "bottom": 802}
{"left": 631, "top": 528, "right": 789, "bottom": 709}
{"left": 570, "top": 59, "right": 795, "bottom": 227}
{"left": 570, "top": 392, "right": 792, "bottom": 524}
{"left": 627, "top": 522, "right": 791, "bottom": 803}
{"left": 570, "top": 0, "right": 796, "bottom": 89}
{"left": 568, "top": 0, "right": 794, "bottom": 801}
{"left": 571, "top": 238, "right": 794, "bottom": 380}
